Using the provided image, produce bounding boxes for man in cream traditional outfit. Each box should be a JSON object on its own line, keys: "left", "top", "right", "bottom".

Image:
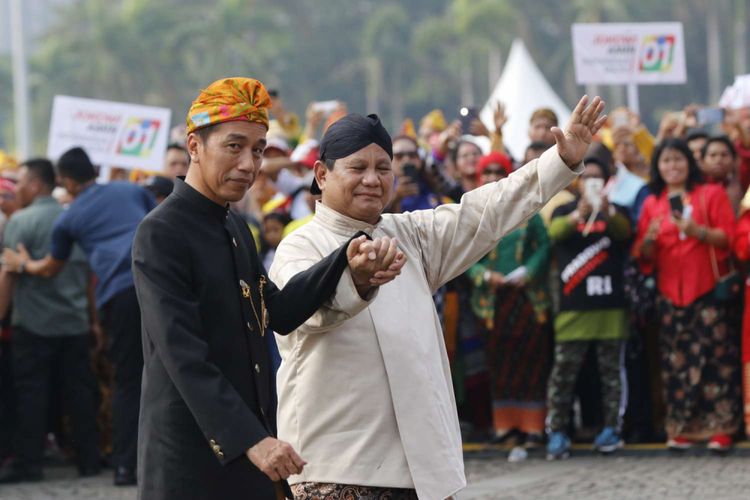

{"left": 270, "top": 96, "right": 606, "bottom": 499}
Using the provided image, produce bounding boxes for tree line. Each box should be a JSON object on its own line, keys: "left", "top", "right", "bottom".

{"left": 0, "top": 0, "right": 747, "bottom": 154}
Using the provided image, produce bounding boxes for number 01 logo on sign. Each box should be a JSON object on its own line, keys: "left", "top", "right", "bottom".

{"left": 117, "top": 118, "right": 161, "bottom": 157}
{"left": 638, "top": 35, "right": 675, "bottom": 73}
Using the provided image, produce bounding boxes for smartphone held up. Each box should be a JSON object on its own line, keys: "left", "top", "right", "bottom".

{"left": 311, "top": 100, "right": 340, "bottom": 115}
{"left": 696, "top": 107, "right": 725, "bottom": 126}
{"left": 459, "top": 106, "right": 479, "bottom": 131}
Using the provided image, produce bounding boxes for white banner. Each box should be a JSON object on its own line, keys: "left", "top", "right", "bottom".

{"left": 572, "top": 22, "right": 687, "bottom": 85}
{"left": 47, "top": 95, "right": 171, "bottom": 171}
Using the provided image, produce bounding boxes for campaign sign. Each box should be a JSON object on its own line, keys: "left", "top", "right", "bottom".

{"left": 572, "top": 23, "right": 687, "bottom": 85}
{"left": 48, "top": 95, "right": 171, "bottom": 170}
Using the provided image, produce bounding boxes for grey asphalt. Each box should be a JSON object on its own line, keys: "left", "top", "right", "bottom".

{"left": 0, "top": 453, "right": 748, "bottom": 499}
{"left": 460, "top": 455, "right": 750, "bottom": 499}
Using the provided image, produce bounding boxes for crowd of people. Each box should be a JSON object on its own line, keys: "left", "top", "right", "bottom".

{"left": 0, "top": 84, "right": 748, "bottom": 491}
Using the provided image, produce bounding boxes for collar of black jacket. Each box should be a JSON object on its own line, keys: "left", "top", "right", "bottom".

{"left": 173, "top": 177, "right": 230, "bottom": 220}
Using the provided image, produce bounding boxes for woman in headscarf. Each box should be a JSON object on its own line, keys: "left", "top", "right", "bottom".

{"left": 467, "top": 152, "right": 551, "bottom": 456}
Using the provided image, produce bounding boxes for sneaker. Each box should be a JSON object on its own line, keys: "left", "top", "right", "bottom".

{"left": 666, "top": 436, "right": 692, "bottom": 450}
{"left": 593, "top": 426, "right": 624, "bottom": 454}
{"left": 546, "top": 431, "right": 571, "bottom": 460}
{"left": 507, "top": 446, "right": 528, "bottom": 463}
{"left": 707, "top": 434, "right": 733, "bottom": 452}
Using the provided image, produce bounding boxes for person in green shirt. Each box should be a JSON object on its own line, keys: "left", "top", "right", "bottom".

{"left": 0, "top": 159, "right": 100, "bottom": 483}
{"left": 545, "top": 157, "right": 632, "bottom": 459}
{"left": 467, "top": 152, "right": 551, "bottom": 457}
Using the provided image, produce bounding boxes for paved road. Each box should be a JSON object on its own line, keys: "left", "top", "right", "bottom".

{"left": 0, "top": 467, "right": 135, "bottom": 500}
{"left": 460, "top": 455, "right": 750, "bottom": 499}
{"left": 1, "top": 453, "right": 748, "bottom": 499}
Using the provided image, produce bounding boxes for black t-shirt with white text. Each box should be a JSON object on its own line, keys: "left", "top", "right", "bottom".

{"left": 552, "top": 200, "right": 629, "bottom": 312}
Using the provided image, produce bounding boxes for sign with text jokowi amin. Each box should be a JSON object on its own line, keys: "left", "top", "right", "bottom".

{"left": 572, "top": 22, "right": 687, "bottom": 85}
{"left": 48, "top": 95, "right": 172, "bottom": 171}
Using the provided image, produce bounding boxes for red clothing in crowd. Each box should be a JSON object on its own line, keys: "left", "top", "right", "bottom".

{"left": 736, "top": 139, "right": 750, "bottom": 194}
{"left": 733, "top": 211, "right": 750, "bottom": 364}
{"left": 735, "top": 209, "right": 750, "bottom": 435}
{"left": 634, "top": 183, "right": 735, "bottom": 307}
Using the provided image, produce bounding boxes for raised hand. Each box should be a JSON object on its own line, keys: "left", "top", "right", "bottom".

{"left": 551, "top": 95, "right": 607, "bottom": 169}
{"left": 438, "top": 120, "right": 462, "bottom": 155}
{"left": 305, "top": 102, "right": 325, "bottom": 130}
{"left": 493, "top": 102, "right": 508, "bottom": 132}
{"left": 469, "top": 118, "right": 490, "bottom": 137}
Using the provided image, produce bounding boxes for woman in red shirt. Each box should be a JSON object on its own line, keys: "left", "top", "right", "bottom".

{"left": 732, "top": 202, "right": 750, "bottom": 438}
{"left": 634, "top": 139, "right": 741, "bottom": 451}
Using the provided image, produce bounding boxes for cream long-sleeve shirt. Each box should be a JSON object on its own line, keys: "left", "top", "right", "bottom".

{"left": 269, "top": 147, "right": 581, "bottom": 500}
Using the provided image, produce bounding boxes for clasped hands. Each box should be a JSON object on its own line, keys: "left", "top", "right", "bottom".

{"left": 346, "top": 235, "right": 406, "bottom": 297}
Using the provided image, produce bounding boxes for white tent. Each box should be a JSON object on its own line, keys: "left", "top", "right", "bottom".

{"left": 480, "top": 38, "right": 571, "bottom": 160}
{"left": 719, "top": 74, "right": 750, "bottom": 109}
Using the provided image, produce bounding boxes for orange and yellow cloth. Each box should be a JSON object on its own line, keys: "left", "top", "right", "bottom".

{"left": 186, "top": 77, "right": 271, "bottom": 134}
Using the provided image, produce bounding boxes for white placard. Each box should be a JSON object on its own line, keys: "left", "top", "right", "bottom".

{"left": 572, "top": 23, "right": 687, "bottom": 85}
{"left": 47, "top": 95, "right": 171, "bottom": 171}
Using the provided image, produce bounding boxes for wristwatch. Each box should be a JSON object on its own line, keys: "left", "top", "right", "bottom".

{"left": 18, "top": 260, "right": 26, "bottom": 274}
{"left": 697, "top": 226, "right": 708, "bottom": 242}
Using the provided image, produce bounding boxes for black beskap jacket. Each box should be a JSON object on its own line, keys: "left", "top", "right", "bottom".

{"left": 132, "top": 179, "right": 358, "bottom": 500}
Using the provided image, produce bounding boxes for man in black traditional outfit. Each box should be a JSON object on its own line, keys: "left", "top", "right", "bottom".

{"left": 132, "top": 77, "right": 405, "bottom": 500}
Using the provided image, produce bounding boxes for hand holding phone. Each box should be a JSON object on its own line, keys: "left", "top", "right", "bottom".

{"left": 459, "top": 107, "right": 479, "bottom": 132}
{"left": 696, "top": 107, "right": 725, "bottom": 126}
{"left": 311, "top": 100, "right": 339, "bottom": 115}
{"left": 668, "top": 193, "right": 684, "bottom": 219}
